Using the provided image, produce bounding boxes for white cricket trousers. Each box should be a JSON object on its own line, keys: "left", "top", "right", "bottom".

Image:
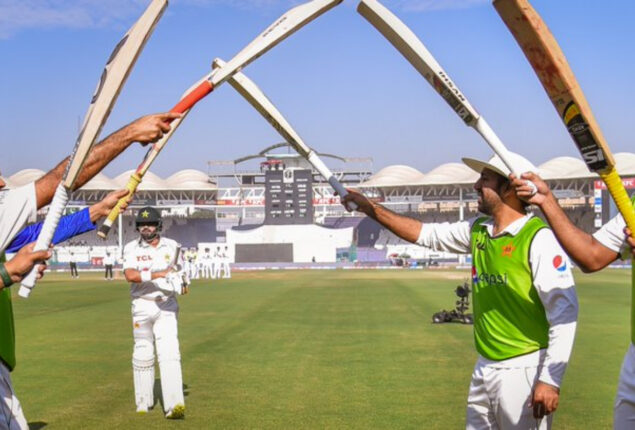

{"left": 132, "top": 296, "right": 184, "bottom": 412}
{"left": 466, "top": 353, "right": 552, "bottom": 430}
{"left": 614, "top": 343, "right": 635, "bottom": 429}
{"left": 0, "top": 362, "right": 27, "bottom": 430}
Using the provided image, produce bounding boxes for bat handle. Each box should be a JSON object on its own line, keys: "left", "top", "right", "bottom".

{"left": 307, "top": 152, "right": 358, "bottom": 211}
{"left": 19, "top": 183, "right": 70, "bottom": 298}
{"left": 474, "top": 118, "right": 538, "bottom": 195}
{"left": 98, "top": 173, "right": 142, "bottom": 239}
{"left": 328, "top": 177, "right": 358, "bottom": 212}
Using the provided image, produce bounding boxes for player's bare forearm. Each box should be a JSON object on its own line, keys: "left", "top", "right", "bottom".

{"left": 34, "top": 113, "right": 179, "bottom": 208}
{"left": 88, "top": 190, "right": 130, "bottom": 222}
{"left": 342, "top": 190, "right": 422, "bottom": 243}
{"left": 366, "top": 202, "right": 422, "bottom": 243}
{"left": 512, "top": 172, "right": 617, "bottom": 272}
{"left": 539, "top": 193, "right": 616, "bottom": 272}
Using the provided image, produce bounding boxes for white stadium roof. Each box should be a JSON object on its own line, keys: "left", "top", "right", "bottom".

{"left": 2, "top": 153, "right": 634, "bottom": 190}
{"left": 361, "top": 152, "right": 635, "bottom": 187}
{"left": 1, "top": 169, "right": 216, "bottom": 191}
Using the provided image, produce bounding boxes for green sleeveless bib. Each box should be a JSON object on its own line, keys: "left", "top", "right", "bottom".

{"left": 471, "top": 217, "right": 550, "bottom": 360}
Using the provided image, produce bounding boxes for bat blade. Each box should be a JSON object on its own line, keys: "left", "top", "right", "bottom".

{"left": 357, "top": 0, "right": 527, "bottom": 177}
{"left": 65, "top": 0, "right": 168, "bottom": 189}
{"left": 98, "top": 0, "right": 343, "bottom": 238}
{"left": 211, "top": 0, "right": 343, "bottom": 88}
{"left": 212, "top": 58, "right": 355, "bottom": 210}
{"left": 357, "top": 0, "right": 479, "bottom": 126}
{"left": 493, "top": 0, "right": 614, "bottom": 173}
{"left": 20, "top": 0, "right": 168, "bottom": 297}
{"left": 494, "top": 0, "right": 635, "bottom": 334}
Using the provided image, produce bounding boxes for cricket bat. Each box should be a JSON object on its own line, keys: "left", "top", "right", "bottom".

{"left": 493, "top": 0, "right": 635, "bottom": 341}
{"left": 97, "top": 0, "right": 344, "bottom": 238}
{"left": 19, "top": 0, "right": 168, "bottom": 297}
{"left": 212, "top": 58, "right": 357, "bottom": 211}
{"left": 357, "top": 0, "right": 534, "bottom": 181}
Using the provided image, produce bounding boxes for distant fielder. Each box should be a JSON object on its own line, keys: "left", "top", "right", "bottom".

{"left": 123, "top": 207, "right": 189, "bottom": 419}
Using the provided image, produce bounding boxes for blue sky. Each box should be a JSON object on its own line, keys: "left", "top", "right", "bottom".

{"left": 1, "top": 0, "right": 633, "bottom": 177}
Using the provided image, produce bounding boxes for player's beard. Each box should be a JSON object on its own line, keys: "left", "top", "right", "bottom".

{"left": 139, "top": 226, "right": 159, "bottom": 243}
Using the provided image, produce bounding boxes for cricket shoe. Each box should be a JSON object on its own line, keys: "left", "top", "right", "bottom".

{"left": 165, "top": 404, "right": 185, "bottom": 419}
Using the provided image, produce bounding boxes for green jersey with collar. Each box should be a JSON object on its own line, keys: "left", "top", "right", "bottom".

{"left": 470, "top": 216, "right": 550, "bottom": 361}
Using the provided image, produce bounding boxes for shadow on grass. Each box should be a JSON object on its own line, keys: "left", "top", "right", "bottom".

{"left": 28, "top": 422, "right": 47, "bottom": 429}
{"left": 153, "top": 380, "right": 189, "bottom": 411}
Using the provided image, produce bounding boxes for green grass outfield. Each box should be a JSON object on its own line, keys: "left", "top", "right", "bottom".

{"left": 9, "top": 268, "right": 630, "bottom": 429}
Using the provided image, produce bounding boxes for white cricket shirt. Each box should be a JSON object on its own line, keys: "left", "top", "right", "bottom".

{"left": 417, "top": 214, "right": 578, "bottom": 388}
{"left": 123, "top": 236, "right": 179, "bottom": 300}
{"left": 0, "top": 183, "right": 37, "bottom": 253}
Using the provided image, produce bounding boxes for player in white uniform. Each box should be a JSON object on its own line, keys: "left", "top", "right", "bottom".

{"left": 201, "top": 248, "right": 213, "bottom": 279}
{"left": 189, "top": 248, "right": 199, "bottom": 280}
{"left": 213, "top": 246, "right": 222, "bottom": 279}
{"left": 221, "top": 245, "right": 231, "bottom": 279}
{"left": 123, "top": 207, "right": 189, "bottom": 419}
{"left": 343, "top": 153, "right": 578, "bottom": 429}
{"left": 512, "top": 171, "right": 635, "bottom": 430}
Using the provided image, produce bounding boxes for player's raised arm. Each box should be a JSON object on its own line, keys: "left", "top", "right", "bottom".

{"left": 341, "top": 189, "right": 422, "bottom": 243}
{"left": 34, "top": 112, "right": 180, "bottom": 209}
{"left": 510, "top": 172, "right": 619, "bottom": 272}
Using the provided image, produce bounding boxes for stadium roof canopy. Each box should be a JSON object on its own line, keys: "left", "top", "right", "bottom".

{"left": 3, "top": 153, "right": 634, "bottom": 190}
{"left": 360, "top": 152, "right": 635, "bottom": 187}
{"left": 2, "top": 169, "right": 215, "bottom": 191}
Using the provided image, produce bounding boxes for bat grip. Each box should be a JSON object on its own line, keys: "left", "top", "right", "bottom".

{"left": 19, "top": 183, "right": 69, "bottom": 298}
{"left": 599, "top": 168, "right": 635, "bottom": 344}
{"left": 307, "top": 152, "right": 357, "bottom": 211}
{"left": 97, "top": 173, "right": 142, "bottom": 239}
{"left": 600, "top": 169, "right": 635, "bottom": 233}
{"left": 170, "top": 81, "right": 213, "bottom": 116}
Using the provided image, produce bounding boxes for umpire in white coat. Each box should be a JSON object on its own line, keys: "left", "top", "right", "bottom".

{"left": 123, "top": 206, "right": 189, "bottom": 419}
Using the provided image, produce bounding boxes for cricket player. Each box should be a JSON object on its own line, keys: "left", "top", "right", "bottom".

{"left": 0, "top": 112, "right": 175, "bottom": 429}
{"left": 222, "top": 245, "right": 231, "bottom": 279}
{"left": 189, "top": 247, "right": 199, "bottom": 280}
{"left": 201, "top": 248, "right": 213, "bottom": 279}
{"left": 343, "top": 152, "right": 578, "bottom": 429}
{"left": 213, "top": 246, "right": 222, "bottom": 279}
{"left": 122, "top": 206, "right": 188, "bottom": 419}
{"left": 511, "top": 171, "right": 635, "bottom": 430}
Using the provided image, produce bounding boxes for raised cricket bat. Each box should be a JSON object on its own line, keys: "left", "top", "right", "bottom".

{"left": 212, "top": 58, "right": 357, "bottom": 211}
{"left": 493, "top": 0, "right": 635, "bottom": 341}
{"left": 97, "top": 0, "right": 343, "bottom": 238}
{"left": 19, "top": 0, "right": 168, "bottom": 298}
{"left": 357, "top": 0, "right": 534, "bottom": 181}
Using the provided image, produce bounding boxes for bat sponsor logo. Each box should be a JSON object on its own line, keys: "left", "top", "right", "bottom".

{"left": 562, "top": 102, "right": 608, "bottom": 171}
{"left": 432, "top": 73, "right": 474, "bottom": 124}
{"left": 261, "top": 16, "right": 288, "bottom": 39}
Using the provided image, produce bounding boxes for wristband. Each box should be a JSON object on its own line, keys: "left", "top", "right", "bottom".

{"left": 140, "top": 270, "right": 152, "bottom": 283}
{"left": 0, "top": 263, "right": 13, "bottom": 288}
